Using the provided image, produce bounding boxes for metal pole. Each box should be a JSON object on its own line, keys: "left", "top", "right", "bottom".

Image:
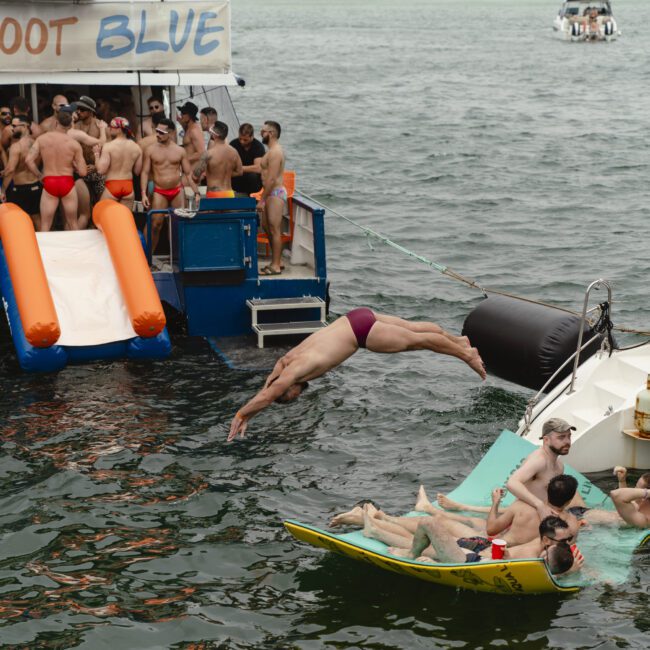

{"left": 567, "top": 279, "right": 612, "bottom": 394}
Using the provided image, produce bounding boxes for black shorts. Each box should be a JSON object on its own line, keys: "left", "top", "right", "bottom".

{"left": 7, "top": 182, "right": 42, "bottom": 215}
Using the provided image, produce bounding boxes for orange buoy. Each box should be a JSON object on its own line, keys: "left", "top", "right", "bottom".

{"left": 92, "top": 200, "right": 165, "bottom": 338}
{"left": 0, "top": 203, "right": 60, "bottom": 347}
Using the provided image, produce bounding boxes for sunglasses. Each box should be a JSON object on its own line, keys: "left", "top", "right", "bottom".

{"left": 155, "top": 128, "right": 169, "bottom": 135}
{"left": 0, "top": 111, "right": 11, "bottom": 116}
{"left": 149, "top": 105, "right": 162, "bottom": 110}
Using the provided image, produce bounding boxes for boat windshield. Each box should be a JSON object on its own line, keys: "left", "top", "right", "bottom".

{"left": 562, "top": 1, "right": 612, "bottom": 17}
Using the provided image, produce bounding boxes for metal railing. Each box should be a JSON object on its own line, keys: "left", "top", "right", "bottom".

{"left": 521, "top": 278, "right": 613, "bottom": 435}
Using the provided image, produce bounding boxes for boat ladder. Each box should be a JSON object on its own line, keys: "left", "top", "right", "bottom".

{"left": 246, "top": 297, "right": 327, "bottom": 348}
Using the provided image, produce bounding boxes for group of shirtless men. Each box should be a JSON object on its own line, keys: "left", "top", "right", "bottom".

{"left": 327, "top": 417, "right": 650, "bottom": 575}
{"left": 0, "top": 93, "right": 288, "bottom": 264}
{"left": 226, "top": 307, "right": 649, "bottom": 576}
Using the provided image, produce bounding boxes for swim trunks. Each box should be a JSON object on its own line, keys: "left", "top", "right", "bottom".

{"left": 42, "top": 175, "right": 75, "bottom": 198}
{"left": 457, "top": 536, "right": 492, "bottom": 553}
{"left": 465, "top": 552, "right": 483, "bottom": 563}
{"left": 268, "top": 186, "right": 287, "bottom": 202}
{"left": 105, "top": 179, "right": 134, "bottom": 199}
{"left": 346, "top": 308, "right": 376, "bottom": 348}
{"left": 154, "top": 184, "right": 182, "bottom": 201}
{"left": 7, "top": 181, "right": 42, "bottom": 215}
{"left": 567, "top": 506, "right": 590, "bottom": 519}
{"left": 206, "top": 189, "right": 235, "bottom": 199}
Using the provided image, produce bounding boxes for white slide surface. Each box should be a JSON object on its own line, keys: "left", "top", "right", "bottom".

{"left": 36, "top": 230, "right": 137, "bottom": 347}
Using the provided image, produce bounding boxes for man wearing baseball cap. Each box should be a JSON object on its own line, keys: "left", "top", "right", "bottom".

{"left": 506, "top": 418, "right": 580, "bottom": 521}
{"left": 71, "top": 95, "right": 109, "bottom": 228}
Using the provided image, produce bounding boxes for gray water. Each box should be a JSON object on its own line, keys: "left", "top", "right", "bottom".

{"left": 1, "top": 0, "right": 649, "bottom": 648}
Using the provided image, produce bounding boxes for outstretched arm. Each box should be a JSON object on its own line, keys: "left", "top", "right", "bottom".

{"left": 610, "top": 488, "right": 650, "bottom": 528}
{"left": 506, "top": 457, "right": 554, "bottom": 521}
{"left": 227, "top": 371, "right": 298, "bottom": 442}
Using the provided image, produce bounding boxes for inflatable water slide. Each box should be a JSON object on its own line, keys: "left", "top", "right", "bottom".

{"left": 0, "top": 200, "right": 171, "bottom": 372}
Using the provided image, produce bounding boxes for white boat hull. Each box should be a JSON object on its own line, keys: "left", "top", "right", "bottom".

{"left": 553, "top": 16, "right": 619, "bottom": 41}
{"left": 516, "top": 343, "right": 650, "bottom": 472}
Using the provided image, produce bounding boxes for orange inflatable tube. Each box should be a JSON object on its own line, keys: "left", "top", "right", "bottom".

{"left": 93, "top": 200, "right": 165, "bottom": 338}
{"left": 0, "top": 204, "right": 60, "bottom": 347}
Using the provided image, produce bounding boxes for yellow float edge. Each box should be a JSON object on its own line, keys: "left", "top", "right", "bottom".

{"left": 284, "top": 520, "right": 580, "bottom": 596}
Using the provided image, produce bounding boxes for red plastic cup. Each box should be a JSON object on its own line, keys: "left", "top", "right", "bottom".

{"left": 491, "top": 538, "right": 507, "bottom": 559}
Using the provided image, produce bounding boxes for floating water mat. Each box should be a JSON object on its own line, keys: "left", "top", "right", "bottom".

{"left": 285, "top": 430, "right": 649, "bottom": 595}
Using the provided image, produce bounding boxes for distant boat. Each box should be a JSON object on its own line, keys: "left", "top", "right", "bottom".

{"left": 553, "top": 1, "right": 620, "bottom": 41}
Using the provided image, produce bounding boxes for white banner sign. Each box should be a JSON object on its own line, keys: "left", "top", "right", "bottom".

{"left": 0, "top": 1, "right": 231, "bottom": 72}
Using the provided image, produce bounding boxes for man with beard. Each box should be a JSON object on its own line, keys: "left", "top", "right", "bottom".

{"left": 192, "top": 121, "right": 242, "bottom": 198}
{"left": 139, "top": 96, "right": 166, "bottom": 139}
{"left": 504, "top": 419, "right": 583, "bottom": 521}
{"left": 140, "top": 118, "right": 200, "bottom": 253}
{"left": 177, "top": 101, "right": 205, "bottom": 167}
{"left": 2, "top": 97, "right": 41, "bottom": 150}
{"left": 230, "top": 123, "right": 265, "bottom": 196}
{"left": 71, "top": 96, "right": 108, "bottom": 227}
{"left": 40, "top": 94, "right": 69, "bottom": 132}
{"left": 258, "top": 121, "right": 286, "bottom": 275}
{"left": 1, "top": 116, "right": 42, "bottom": 228}
{"left": 1, "top": 105, "right": 14, "bottom": 151}
{"left": 437, "top": 418, "right": 584, "bottom": 522}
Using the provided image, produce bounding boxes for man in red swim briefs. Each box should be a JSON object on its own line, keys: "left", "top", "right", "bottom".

{"left": 94, "top": 117, "right": 143, "bottom": 212}
{"left": 228, "top": 309, "right": 487, "bottom": 441}
{"left": 25, "top": 106, "right": 87, "bottom": 231}
{"left": 140, "top": 118, "right": 201, "bottom": 254}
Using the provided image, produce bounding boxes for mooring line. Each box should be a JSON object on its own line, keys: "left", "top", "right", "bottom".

{"left": 300, "top": 192, "right": 650, "bottom": 336}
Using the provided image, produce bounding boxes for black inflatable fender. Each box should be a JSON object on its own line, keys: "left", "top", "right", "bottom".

{"left": 462, "top": 295, "right": 608, "bottom": 392}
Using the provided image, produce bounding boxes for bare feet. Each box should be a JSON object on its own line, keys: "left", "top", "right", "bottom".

{"left": 454, "top": 335, "right": 471, "bottom": 349}
{"left": 466, "top": 347, "right": 487, "bottom": 380}
{"left": 387, "top": 546, "right": 415, "bottom": 558}
{"left": 415, "top": 485, "right": 436, "bottom": 514}
{"left": 362, "top": 507, "right": 378, "bottom": 539}
{"left": 329, "top": 506, "right": 364, "bottom": 528}
{"left": 364, "top": 502, "right": 379, "bottom": 519}
{"left": 416, "top": 555, "right": 435, "bottom": 563}
{"left": 436, "top": 493, "right": 463, "bottom": 511}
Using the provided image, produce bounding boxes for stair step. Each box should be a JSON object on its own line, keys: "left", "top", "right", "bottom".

{"left": 247, "top": 296, "right": 325, "bottom": 311}
{"left": 570, "top": 407, "right": 611, "bottom": 430}
{"left": 252, "top": 320, "right": 327, "bottom": 348}
{"left": 593, "top": 380, "right": 634, "bottom": 402}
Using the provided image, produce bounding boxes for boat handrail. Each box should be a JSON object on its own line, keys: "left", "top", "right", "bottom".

{"left": 568, "top": 279, "right": 612, "bottom": 394}
{"left": 521, "top": 279, "right": 612, "bottom": 434}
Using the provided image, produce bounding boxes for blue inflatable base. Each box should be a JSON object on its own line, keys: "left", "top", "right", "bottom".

{"left": 0, "top": 243, "right": 172, "bottom": 372}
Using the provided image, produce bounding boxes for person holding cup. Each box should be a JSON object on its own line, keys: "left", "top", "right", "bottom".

{"left": 376, "top": 513, "right": 578, "bottom": 575}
